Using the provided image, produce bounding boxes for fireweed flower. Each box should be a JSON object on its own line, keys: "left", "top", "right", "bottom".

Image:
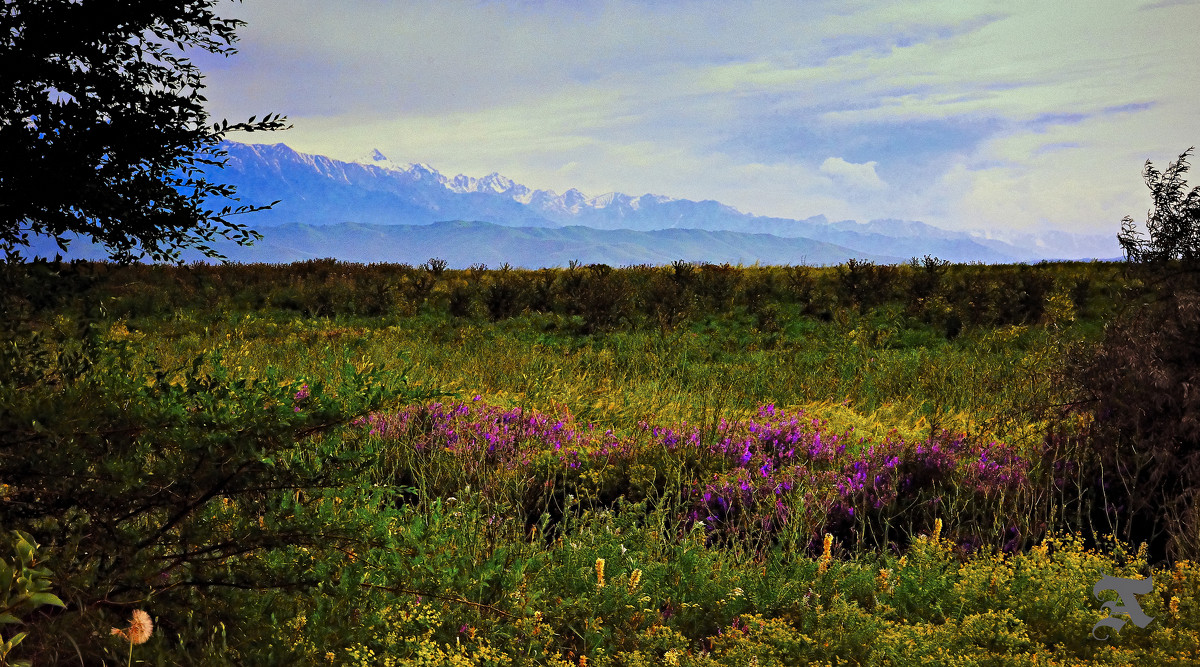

{"left": 292, "top": 384, "right": 310, "bottom": 412}
{"left": 355, "top": 399, "right": 1033, "bottom": 551}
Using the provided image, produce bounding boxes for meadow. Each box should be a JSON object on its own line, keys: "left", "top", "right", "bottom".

{"left": 2, "top": 257, "right": 1198, "bottom": 665}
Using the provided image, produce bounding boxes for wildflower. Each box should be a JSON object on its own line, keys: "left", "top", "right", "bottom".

{"left": 933, "top": 518, "right": 942, "bottom": 541}
{"left": 1170, "top": 596, "right": 1181, "bottom": 617}
{"left": 1174, "top": 560, "right": 1191, "bottom": 586}
{"left": 629, "top": 569, "right": 642, "bottom": 592}
{"left": 730, "top": 587, "right": 744, "bottom": 597}
{"left": 818, "top": 533, "right": 833, "bottom": 575}
{"left": 579, "top": 656, "right": 589, "bottom": 667}
{"left": 596, "top": 558, "right": 606, "bottom": 588}
{"left": 878, "top": 568, "right": 891, "bottom": 592}
{"left": 110, "top": 609, "right": 153, "bottom": 644}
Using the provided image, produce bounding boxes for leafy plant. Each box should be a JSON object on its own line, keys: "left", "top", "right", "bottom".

{"left": 0, "top": 531, "right": 65, "bottom": 667}
{"left": 1070, "top": 147, "right": 1200, "bottom": 562}
{"left": 0, "top": 321, "right": 437, "bottom": 660}
{"left": 1118, "top": 147, "right": 1200, "bottom": 265}
{"left": 1, "top": 1, "right": 290, "bottom": 262}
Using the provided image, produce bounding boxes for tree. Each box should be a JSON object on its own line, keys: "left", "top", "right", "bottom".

{"left": 1118, "top": 147, "right": 1200, "bottom": 265}
{"left": 1068, "top": 147, "right": 1200, "bottom": 562}
{"left": 0, "top": 0, "right": 289, "bottom": 263}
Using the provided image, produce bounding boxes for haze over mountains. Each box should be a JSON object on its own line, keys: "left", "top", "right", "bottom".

{"left": 32, "top": 142, "right": 1123, "bottom": 266}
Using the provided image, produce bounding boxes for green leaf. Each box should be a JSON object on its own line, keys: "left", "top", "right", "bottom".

{"left": 28, "top": 593, "right": 64, "bottom": 608}
{"left": 0, "top": 613, "right": 21, "bottom": 625}
{"left": 5, "top": 631, "right": 25, "bottom": 649}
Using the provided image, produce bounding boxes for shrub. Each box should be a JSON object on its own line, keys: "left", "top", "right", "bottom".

{"left": 1071, "top": 147, "right": 1200, "bottom": 562}
{"left": 0, "top": 317, "right": 433, "bottom": 660}
{"left": 1118, "top": 147, "right": 1200, "bottom": 264}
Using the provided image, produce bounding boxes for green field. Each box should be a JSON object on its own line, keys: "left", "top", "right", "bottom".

{"left": 3, "top": 258, "right": 1197, "bottom": 665}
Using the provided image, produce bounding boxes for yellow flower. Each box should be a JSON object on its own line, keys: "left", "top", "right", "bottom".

{"left": 933, "top": 518, "right": 943, "bottom": 542}
{"left": 1170, "top": 596, "right": 1181, "bottom": 617}
{"left": 110, "top": 609, "right": 153, "bottom": 645}
{"left": 628, "top": 568, "right": 642, "bottom": 593}
{"left": 595, "top": 558, "right": 606, "bottom": 588}
{"left": 817, "top": 534, "right": 834, "bottom": 575}
{"left": 1174, "top": 560, "right": 1191, "bottom": 586}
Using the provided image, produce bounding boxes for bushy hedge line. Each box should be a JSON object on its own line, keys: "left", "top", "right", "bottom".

{"left": 0, "top": 257, "right": 1127, "bottom": 336}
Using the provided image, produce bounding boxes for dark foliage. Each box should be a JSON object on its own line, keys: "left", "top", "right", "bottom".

{"left": 0, "top": 0, "right": 289, "bottom": 263}
{"left": 1070, "top": 147, "right": 1200, "bottom": 562}
{"left": 1071, "top": 279, "right": 1200, "bottom": 561}
{"left": 1118, "top": 148, "right": 1200, "bottom": 265}
{"left": 2, "top": 258, "right": 1128, "bottom": 343}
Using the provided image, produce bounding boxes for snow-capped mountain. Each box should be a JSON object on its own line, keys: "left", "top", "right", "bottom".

{"left": 208, "top": 141, "right": 1122, "bottom": 264}
{"left": 350, "top": 147, "right": 682, "bottom": 214}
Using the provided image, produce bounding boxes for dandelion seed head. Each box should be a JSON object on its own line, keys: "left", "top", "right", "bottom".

{"left": 111, "top": 609, "right": 153, "bottom": 645}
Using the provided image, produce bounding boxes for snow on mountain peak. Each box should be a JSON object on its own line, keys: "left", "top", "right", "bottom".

{"left": 479, "top": 172, "right": 516, "bottom": 194}
{"left": 351, "top": 149, "right": 410, "bottom": 174}
{"left": 589, "top": 192, "right": 620, "bottom": 208}
{"left": 341, "top": 144, "right": 677, "bottom": 214}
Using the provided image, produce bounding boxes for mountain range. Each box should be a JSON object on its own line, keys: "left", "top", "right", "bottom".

{"left": 27, "top": 141, "right": 1124, "bottom": 266}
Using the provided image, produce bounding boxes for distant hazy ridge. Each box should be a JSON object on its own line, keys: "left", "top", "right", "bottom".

{"left": 27, "top": 142, "right": 1123, "bottom": 266}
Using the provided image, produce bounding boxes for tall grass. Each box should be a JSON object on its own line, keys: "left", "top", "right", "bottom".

{"left": 7, "top": 259, "right": 1196, "bottom": 664}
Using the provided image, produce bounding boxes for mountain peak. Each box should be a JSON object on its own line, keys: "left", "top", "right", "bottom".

{"left": 210, "top": 141, "right": 1119, "bottom": 263}
{"left": 478, "top": 172, "right": 517, "bottom": 193}
{"left": 351, "top": 148, "right": 408, "bottom": 173}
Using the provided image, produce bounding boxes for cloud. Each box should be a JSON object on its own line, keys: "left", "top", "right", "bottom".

{"left": 192, "top": 0, "right": 1200, "bottom": 234}
{"left": 820, "top": 157, "right": 887, "bottom": 190}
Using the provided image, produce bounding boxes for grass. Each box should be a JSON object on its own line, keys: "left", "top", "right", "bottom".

{"left": 7, "top": 259, "right": 1198, "bottom": 664}
{"left": 117, "top": 299, "right": 1077, "bottom": 450}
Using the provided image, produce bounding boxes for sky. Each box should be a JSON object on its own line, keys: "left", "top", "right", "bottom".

{"left": 192, "top": 0, "right": 1200, "bottom": 237}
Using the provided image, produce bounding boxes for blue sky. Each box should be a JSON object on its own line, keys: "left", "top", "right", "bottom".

{"left": 194, "top": 0, "right": 1199, "bottom": 236}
